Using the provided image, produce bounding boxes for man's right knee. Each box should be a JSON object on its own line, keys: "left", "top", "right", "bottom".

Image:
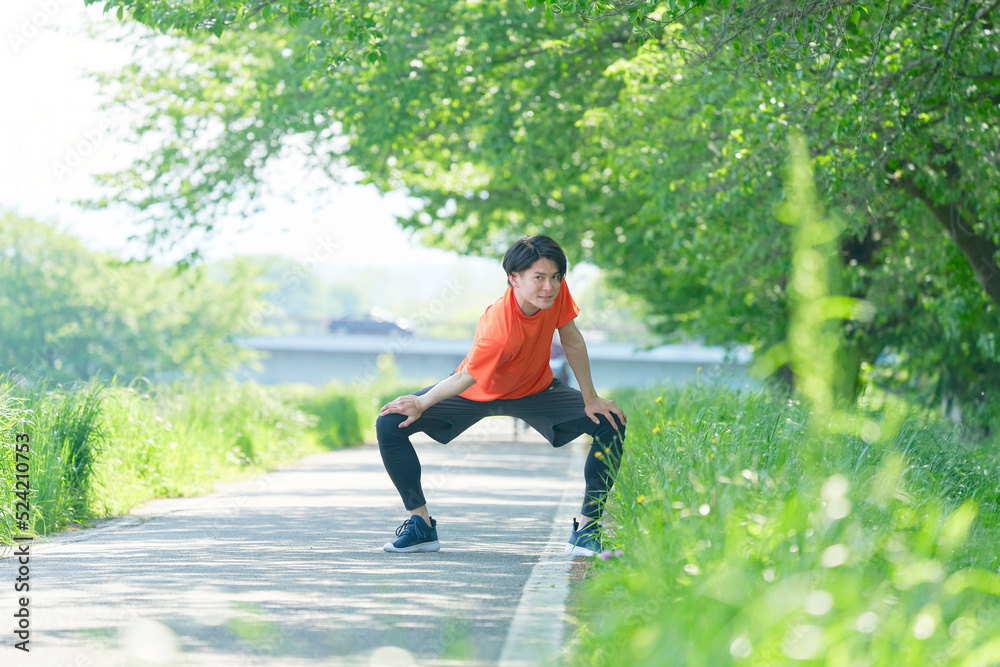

{"left": 376, "top": 413, "right": 408, "bottom": 444}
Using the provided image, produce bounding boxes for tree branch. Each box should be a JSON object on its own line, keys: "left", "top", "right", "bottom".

{"left": 958, "top": 71, "right": 1000, "bottom": 81}
{"left": 856, "top": 0, "right": 893, "bottom": 142}
{"left": 960, "top": 0, "right": 1000, "bottom": 38}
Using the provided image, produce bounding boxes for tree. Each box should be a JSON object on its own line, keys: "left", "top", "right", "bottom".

{"left": 0, "top": 212, "right": 266, "bottom": 382}
{"left": 85, "top": 0, "right": 1000, "bottom": 426}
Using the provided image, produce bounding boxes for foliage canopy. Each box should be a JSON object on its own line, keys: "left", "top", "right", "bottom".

{"left": 85, "top": 0, "right": 1000, "bottom": 424}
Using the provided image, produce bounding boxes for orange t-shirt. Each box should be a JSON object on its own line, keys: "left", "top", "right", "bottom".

{"left": 456, "top": 280, "right": 580, "bottom": 401}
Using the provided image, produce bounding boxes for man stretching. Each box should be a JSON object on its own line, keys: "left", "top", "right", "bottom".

{"left": 377, "top": 235, "right": 627, "bottom": 556}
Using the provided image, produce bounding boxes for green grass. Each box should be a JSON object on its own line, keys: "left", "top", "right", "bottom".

{"left": 91, "top": 379, "right": 325, "bottom": 518}
{"left": 567, "top": 381, "right": 1000, "bottom": 666}
{"left": 18, "top": 380, "right": 106, "bottom": 534}
{"left": 0, "top": 376, "right": 369, "bottom": 541}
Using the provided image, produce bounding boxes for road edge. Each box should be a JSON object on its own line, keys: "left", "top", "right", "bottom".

{"left": 497, "top": 441, "right": 586, "bottom": 667}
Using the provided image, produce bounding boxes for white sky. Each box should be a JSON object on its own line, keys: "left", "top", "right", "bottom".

{"left": 0, "top": 0, "right": 494, "bottom": 273}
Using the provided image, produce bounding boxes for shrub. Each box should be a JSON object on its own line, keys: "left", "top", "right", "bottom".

{"left": 299, "top": 387, "right": 364, "bottom": 449}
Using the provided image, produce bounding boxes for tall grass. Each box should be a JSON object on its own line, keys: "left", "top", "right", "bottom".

{"left": 91, "top": 379, "right": 322, "bottom": 518}
{"left": 1, "top": 376, "right": 367, "bottom": 541}
{"left": 0, "top": 380, "right": 25, "bottom": 542}
{"left": 568, "top": 383, "right": 1000, "bottom": 666}
{"left": 20, "top": 380, "right": 106, "bottom": 534}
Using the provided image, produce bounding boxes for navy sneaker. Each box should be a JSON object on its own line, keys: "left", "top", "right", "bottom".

{"left": 383, "top": 515, "right": 440, "bottom": 553}
{"left": 565, "top": 518, "right": 603, "bottom": 556}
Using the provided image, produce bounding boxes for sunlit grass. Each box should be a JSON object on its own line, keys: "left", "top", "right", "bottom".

{"left": 568, "top": 382, "right": 1000, "bottom": 666}
{"left": 0, "top": 376, "right": 370, "bottom": 540}
{"left": 90, "top": 379, "right": 322, "bottom": 518}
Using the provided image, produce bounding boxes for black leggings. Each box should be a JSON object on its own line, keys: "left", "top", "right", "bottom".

{"left": 376, "top": 381, "right": 626, "bottom": 517}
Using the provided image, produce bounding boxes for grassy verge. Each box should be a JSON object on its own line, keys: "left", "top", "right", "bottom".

{"left": 0, "top": 377, "right": 368, "bottom": 541}
{"left": 566, "top": 381, "right": 1000, "bottom": 666}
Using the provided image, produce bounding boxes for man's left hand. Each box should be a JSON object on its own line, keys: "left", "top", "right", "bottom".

{"left": 584, "top": 396, "right": 627, "bottom": 431}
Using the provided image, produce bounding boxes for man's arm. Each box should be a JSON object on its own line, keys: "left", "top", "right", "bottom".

{"left": 379, "top": 367, "right": 477, "bottom": 427}
{"left": 558, "top": 321, "right": 627, "bottom": 428}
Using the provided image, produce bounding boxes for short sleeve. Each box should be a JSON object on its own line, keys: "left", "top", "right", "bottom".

{"left": 555, "top": 281, "right": 581, "bottom": 329}
{"left": 462, "top": 335, "right": 508, "bottom": 388}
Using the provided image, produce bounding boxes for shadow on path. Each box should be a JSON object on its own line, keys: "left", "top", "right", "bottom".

{"left": 2, "top": 420, "right": 588, "bottom": 667}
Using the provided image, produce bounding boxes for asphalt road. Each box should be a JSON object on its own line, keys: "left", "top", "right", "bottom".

{"left": 2, "top": 418, "right": 589, "bottom": 667}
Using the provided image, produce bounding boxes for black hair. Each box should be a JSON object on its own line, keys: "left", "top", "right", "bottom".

{"left": 502, "top": 234, "right": 568, "bottom": 283}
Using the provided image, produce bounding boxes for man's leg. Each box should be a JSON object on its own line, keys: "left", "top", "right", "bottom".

{"left": 376, "top": 411, "right": 453, "bottom": 553}
{"left": 375, "top": 412, "right": 452, "bottom": 523}
{"left": 376, "top": 387, "right": 492, "bottom": 552}
{"left": 500, "top": 380, "right": 626, "bottom": 556}
{"left": 552, "top": 412, "right": 625, "bottom": 556}
{"left": 553, "top": 412, "right": 627, "bottom": 524}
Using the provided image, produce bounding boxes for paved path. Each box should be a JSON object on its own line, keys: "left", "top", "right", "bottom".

{"left": 2, "top": 419, "right": 589, "bottom": 667}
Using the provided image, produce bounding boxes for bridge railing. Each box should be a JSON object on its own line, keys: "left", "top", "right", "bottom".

{"left": 258, "top": 317, "right": 654, "bottom": 345}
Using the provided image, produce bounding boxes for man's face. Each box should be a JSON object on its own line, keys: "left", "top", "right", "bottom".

{"left": 509, "top": 258, "right": 562, "bottom": 316}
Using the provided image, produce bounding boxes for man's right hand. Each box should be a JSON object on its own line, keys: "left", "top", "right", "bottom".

{"left": 379, "top": 369, "right": 476, "bottom": 428}
{"left": 379, "top": 394, "right": 425, "bottom": 428}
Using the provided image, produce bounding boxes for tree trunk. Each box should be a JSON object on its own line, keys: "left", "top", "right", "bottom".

{"left": 899, "top": 176, "right": 1000, "bottom": 309}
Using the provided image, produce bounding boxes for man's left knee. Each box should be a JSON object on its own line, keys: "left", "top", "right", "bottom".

{"left": 594, "top": 413, "right": 626, "bottom": 447}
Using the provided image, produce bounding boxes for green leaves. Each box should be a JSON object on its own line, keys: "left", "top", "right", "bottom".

{"left": 0, "top": 212, "right": 267, "bottom": 382}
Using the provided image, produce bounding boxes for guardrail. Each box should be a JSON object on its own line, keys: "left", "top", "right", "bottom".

{"left": 258, "top": 317, "right": 654, "bottom": 344}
